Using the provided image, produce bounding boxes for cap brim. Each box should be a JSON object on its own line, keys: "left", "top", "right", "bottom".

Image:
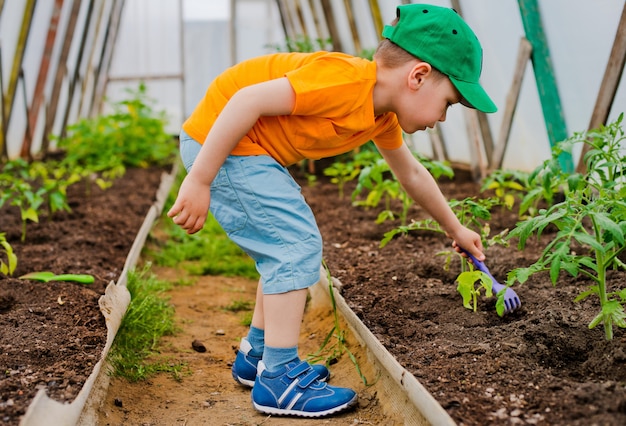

{"left": 450, "top": 78, "right": 497, "bottom": 113}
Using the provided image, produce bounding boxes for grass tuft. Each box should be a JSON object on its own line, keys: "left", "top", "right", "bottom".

{"left": 108, "top": 265, "right": 187, "bottom": 381}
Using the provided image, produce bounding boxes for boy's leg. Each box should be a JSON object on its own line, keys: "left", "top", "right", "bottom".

{"left": 211, "top": 155, "right": 356, "bottom": 415}
{"left": 233, "top": 281, "right": 331, "bottom": 386}
{"left": 263, "top": 289, "right": 307, "bottom": 348}
{"left": 250, "top": 280, "right": 264, "bottom": 332}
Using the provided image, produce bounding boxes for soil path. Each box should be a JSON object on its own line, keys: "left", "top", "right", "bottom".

{"left": 94, "top": 266, "right": 393, "bottom": 425}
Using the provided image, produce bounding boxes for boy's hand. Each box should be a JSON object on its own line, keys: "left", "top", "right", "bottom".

{"left": 449, "top": 227, "right": 485, "bottom": 261}
{"left": 167, "top": 175, "right": 211, "bottom": 234}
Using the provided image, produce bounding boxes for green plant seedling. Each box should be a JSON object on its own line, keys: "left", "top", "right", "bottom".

{"left": 456, "top": 269, "right": 493, "bottom": 313}
{"left": 0, "top": 233, "right": 17, "bottom": 276}
{"left": 481, "top": 168, "right": 530, "bottom": 211}
{"left": 19, "top": 271, "right": 95, "bottom": 284}
{"left": 323, "top": 161, "right": 360, "bottom": 199}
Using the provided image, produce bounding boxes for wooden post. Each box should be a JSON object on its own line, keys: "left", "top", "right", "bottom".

{"left": 576, "top": 2, "right": 626, "bottom": 174}
{"left": 320, "top": 0, "right": 342, "bottom": 52}
{"left": 343, "top": 0, "right": 361, "bottom": 54}
{"left": 492, "top": 37, "right": 533, "bottom": 170}
{"left": 450, "top": 0, "right": 495, "bottom": 173}
{"left": 43, "top": 0, "right": 83, "bottom": 152}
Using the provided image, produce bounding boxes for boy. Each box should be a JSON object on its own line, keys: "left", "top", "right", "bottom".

{"left": 168, "top": 3, "right": 496, "bottom": 418}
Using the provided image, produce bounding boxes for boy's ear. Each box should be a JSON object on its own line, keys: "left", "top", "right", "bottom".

{"left": 408, "top": 62, "right": 432, "bottom": 91}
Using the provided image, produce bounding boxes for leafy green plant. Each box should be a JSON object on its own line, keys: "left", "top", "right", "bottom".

{"left": 55, "top": 83, "right": 176, "bottom": 188}
{"left": 457, "top": 268, "right": 493, "bottom": 312}
{"left": 351, "top": 157, "right": 401, "bottom": 223}
{"left": 352, "top": 152, "right": 453, "bottom": 226}
{"left": 0, "top": 233, "right": 17, "bottom": 276}
{"left": 0, "top": 159, "right": 45, "bottom": 241}
{"left": 0, "top": 159, "right": 85, "bottom": 240}
{"left": 380, "top": 196, "right": 508, "bottom": 252}
{"left": 507, "top": 115, "right": 626, "bottom": 340}
{"left": 28, "top": 161, "right": 79, "bottom": 215}
{"left": 380, "top": 195, "right": 510, "bottom": 314}
{"left": 516, "top": 147, "right": 572, "bottom": 218}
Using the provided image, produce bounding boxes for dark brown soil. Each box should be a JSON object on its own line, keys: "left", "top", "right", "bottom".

{"left": 0, "top": 167, "right": 167, "bottom": 425}
{"left": 1, "top": 161, "right": 625, "bottom": 426}
{"left": 298, "top": 167, "right": 626, "bottom": 426}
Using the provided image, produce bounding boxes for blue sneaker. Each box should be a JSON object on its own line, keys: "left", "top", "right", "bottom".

{"left": 251, "top": 360, "right": 357, "bottom": 417}
{"left": 232, "top": 338, "right": 330, "bottom": 387}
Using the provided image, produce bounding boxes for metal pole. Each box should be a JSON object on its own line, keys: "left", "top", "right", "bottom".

{"left": 518, "top": 0, "right": 572, "bottom": 172}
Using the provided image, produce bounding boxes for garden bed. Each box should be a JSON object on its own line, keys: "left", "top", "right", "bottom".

{"left": 1, "top": 159, "right": 625, "bottom": 426}
{"left": 298, "top": 166, "right": 626, "bottom": 426}
{"left": 0, "top": 166, "right": 168, "bottom": 425}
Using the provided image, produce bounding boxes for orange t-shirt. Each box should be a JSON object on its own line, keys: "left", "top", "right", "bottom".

{"left": 182, "top": 51, "right": 403, "bottom": 167}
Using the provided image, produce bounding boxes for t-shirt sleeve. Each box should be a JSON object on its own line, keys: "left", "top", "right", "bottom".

{"left": 373, "top": 113, "right": 404, "bottom": 151}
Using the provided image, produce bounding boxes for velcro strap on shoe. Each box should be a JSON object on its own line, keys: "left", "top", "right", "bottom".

{"left": 297, "top": 370, "right": 320, "bottom": 388}
{"left": 286, "top": 361, "right": 312, "bottom": 379}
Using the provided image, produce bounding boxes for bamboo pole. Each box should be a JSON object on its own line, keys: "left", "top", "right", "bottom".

{"left": 368, "top": 0, "right": 383, "bottom": 41}
{"left": 307, "top": 0, "right": 325, "bottom": 41}
{"left": 21, "top": 0, "right": 65, "bottom": 159}
{"left": 43, "top": 0, "right": 83, "bottom": 152}
{"left": 56, "top": 0, "right": 94, "bottom": 142}
{"left": 76, "top": 0, "right": 106, "bottom": 119}
{"left": 1, "top": 0, "right": 36, "bottom": 159}
{"left": 91, "top": 0, "right": 125, "bottom": 116}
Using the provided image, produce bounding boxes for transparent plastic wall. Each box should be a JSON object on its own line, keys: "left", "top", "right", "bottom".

{"left": 2, "top": 0, "right": 624, "bottom": 172}
{"left": 104, "top": 0, "right": 184, "bottom": 134}
{"left": 106, "top": 0, "right": 285, "bottom": 134}
{"left": 309, "top": 0, "right": 626, "bottom": 172}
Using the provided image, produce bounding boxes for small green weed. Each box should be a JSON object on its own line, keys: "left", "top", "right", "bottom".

{"left": 307, "top": 261, "right": 371, "bottom": 386}
{"left": 224, "top": 299, "right": 253, "bottom": 312}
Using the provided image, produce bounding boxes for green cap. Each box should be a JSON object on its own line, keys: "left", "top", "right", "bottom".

{"left": 382, "top": 4, "right": 497, "bottom": 113}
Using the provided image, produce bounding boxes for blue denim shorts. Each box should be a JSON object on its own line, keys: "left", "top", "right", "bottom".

{"left": 179, "top": 130, "right": 322, "bottom": 294}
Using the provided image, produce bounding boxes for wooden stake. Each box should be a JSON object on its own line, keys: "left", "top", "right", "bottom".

{"left": 492, "top": 37, "right": 532, "bottom": 171}
{"left": 576, "top": 3, "right": 626, "bottom": 174}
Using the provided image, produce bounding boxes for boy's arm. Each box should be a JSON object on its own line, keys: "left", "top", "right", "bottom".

{"left": 168, "top": 77, "right": 296, "bottom": 234}
{"left": 378, "top": 143, "right": 485, "bottom": 260}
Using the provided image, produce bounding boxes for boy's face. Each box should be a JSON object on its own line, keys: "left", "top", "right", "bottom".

{"left": 395, "top": 67, "right": 461, "bottom": 134}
